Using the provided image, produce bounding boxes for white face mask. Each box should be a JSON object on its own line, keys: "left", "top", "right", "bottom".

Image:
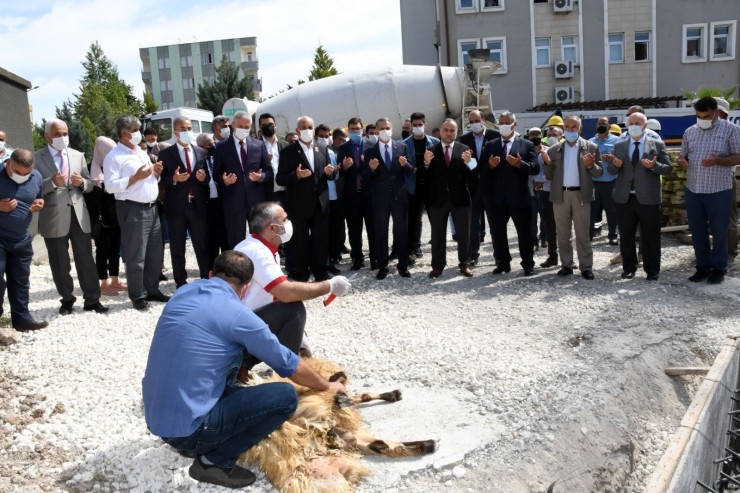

{"left": 412, "top": 126, "right": 425, "bottom": 137}
{"left": 469, "top": 122, "right": 484, "bottom": 134}
{"left": 234, "top": 128, "right": 250, "bottom": 141}
{"left": 499, "top": 124, "right": 514, "bottom": 137}
{"left": 627, "top": 125, "right": 644, "bottom": 138}
{"left": 696, "top": 117, "right": 714, "bottom": 130}
{"left": 146, "top": 140, "right": 156, "bottom": 148}
{"left": 8, "top": 168, "right": 31, "bottom": 184}
{"left": 0, "top": 141, "right": 6, "bottom": 152}
{"left": 320, "top": 137, "right": 331, "bottom": 147}
{"left": 275, "top": 220, "right": 293, "bottom": 243}
{"left": 220, "top": 127, "right": 231, "bottom": 140}
{"left": 299, "top": 129, "right": 314, "bottom": 143}
{"left": 51, "top": 136, "right": 69, "bottom": 151}
{"left": 178, "top": 130, "right": 195, "bottom": 146}
{"left": 129, "top": 131, "right": 142, "bottom": 146}
{"left": 379, "top": 129, "right": 392, "bottom": 142}
{"left": 367, "top": 134, "right": 378, "bottom": 144}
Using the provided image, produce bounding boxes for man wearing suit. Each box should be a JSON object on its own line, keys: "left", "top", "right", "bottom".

{"left": 214, "top": 111, "right": 272, "bottom": 249}
{"left": 159, "top": 117, "right": 210, "bottom": 288}
{"left": 361, "top": 118, "right": 413, "bottom": 280}
{"left": 607, "top": 112, "right": 672, "bottom": 280}
{"left": 336, "top": 118, "right": 376, "bottom": 271}
{"left": 479, "top": 112, "right": 539, "bottom": 276}
{"left": 35, "top": 119, "right": 108, "bottom": 315}
{"left": 259, "top": 113, "right": 289, "bottom": 205}
{"left": 276, "top": 116, "right": 334, "bottom": 282}
{"left": 545, "top": 115, "right": 603, "bottom": 279}
{"left": 422, "top": 119, "right": 476, "bottom": 278}
{"left": 196, "top": 133, "right": 228, "bottom": 270}
{"left": 459, "top": 110, "right": 500, "bottom": 265}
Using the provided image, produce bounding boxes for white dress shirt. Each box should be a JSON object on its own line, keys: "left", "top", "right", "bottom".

{"left": 233, "top": 136, "right": 247, "bottom": 167}
{"left": 263, "top": 137, "right": 284, "bottom": 192}
{"left": 380, "top": 141, "right": 393, "bottom": 165}
{"left": 104, "top": 142, "right": 160, "bottom": 203}
{"left": 562, "top": 141, "right": 581, "bottom": 188}
{"left": 300, "top": 140, "right": 315, "bottom": 171}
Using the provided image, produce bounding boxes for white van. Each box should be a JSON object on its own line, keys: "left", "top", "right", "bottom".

{"left": 141, "top": 107, "right": 214, "bottom": 145}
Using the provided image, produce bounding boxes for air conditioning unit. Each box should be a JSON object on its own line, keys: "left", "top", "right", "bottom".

{"left": 554, "top": 60, "right": 574, "bottom": 79}
{"left": 553, "top": 0, "right": 573, "bottom": 13}
{"left": 555, "top": 86, "right": 575, "bottom": 104}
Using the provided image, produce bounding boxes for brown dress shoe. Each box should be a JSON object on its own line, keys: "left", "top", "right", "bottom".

{"left": 429, "top": 268, "right": 443, "bottom": 278}
{"left": 460, "top": 265, "right": 474, "bottom": 277}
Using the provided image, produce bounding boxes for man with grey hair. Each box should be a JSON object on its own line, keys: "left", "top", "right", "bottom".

{"left": 213, "top": 111, "right": 272, "bottom": 248}
{"left": 35, "top": 118, "right": 108, "bottom": 315}
{"left": 104, "top": 115, "right": 169, "bottom": 310}
{"left": 276, "top": 116, "right": 334, "bottom": 281}
{"left": 211, "top": 115, "right": 231, "bottom": 144}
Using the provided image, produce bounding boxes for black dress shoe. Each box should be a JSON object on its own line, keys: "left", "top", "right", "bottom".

{"left": 341, "top": 245, "right": 350, "bottom": 254}
{"left": 327, "top": 264, "right": 341, "bottom": 275}
{"left": 707, "top": 270, "right": 725, "bottom": 284}
{"left": 14, "top": 320, "right": 49, "bottom": 332}
{"left": 413, "top": 248, "right": 423, "bottom": 258}
{"left": 492, "top": 264, "right": 511, "bottom": 275}
{"left": 540, "top": 256, "right": 558, "bottom": 268}
{"left": 350, "top": 259, "right": 365, "bottom": 271}
{"left": 646, "top": 273, "right": 659, "bottom": 281}
{"left": 452, "top": 234, "right": 458, "bottom": 242}
{"left": 159, "top": 272, "right": 168, "bottom": 281}
{"left": 83, "top": 302, "right": 109, "bottom": 314}
{"left": 406, "top": 256, "right": 417, "bottom": 266}
{"left": 688, "top": 269, "right": 711, "bottom": 282}
{"left": 581, "top": 270, "right": 595, "bottom": 280}
{"left": 557, "top": 267, "right": 573, "bottom": 277}
{"left": 59, "top": 301, "right": 74, "bottom": 315}
{"left": 189, "top": 456, "right": 256, "bottom": 488}
{"left": 397, "top": 268, "right": 411, "bottom": 278}
{"left": 133, "top": 299, "right": 150, "bottom": 311}
{"left": 523, "top": 267, "right": 535, "bottom": 276}
{"left": 621, "top": 271, "right": 636, "bottom": 279}
{"left": 376, "top": 268, "right": 389, "bottom": 280}
{"left": 146, "top": 292, "right": 171, "bottom": 303}
{"left": 388, "top": 250, "right": 398, "bottom": 261}
{"left": 429, "top": 268, "right": 443, "bottom": 278}
{"left": 609, "top": 238, "right": 619, "bottom": 246}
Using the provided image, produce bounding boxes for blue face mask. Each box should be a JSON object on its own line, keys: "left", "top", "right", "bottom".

{"left": 563, "top": 131, "right": 579, "bottom": 143}
{"left": 349, "top": 132, "right": 362, "bottom": 144}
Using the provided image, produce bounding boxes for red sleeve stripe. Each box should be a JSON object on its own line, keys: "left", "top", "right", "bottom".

{"left": 264, "top": 276, "right": 287, "bottom": 293}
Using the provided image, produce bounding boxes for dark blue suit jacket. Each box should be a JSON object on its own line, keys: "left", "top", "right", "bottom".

{"left": 459, "top": 129, "right": 501, "bottom": 196}
{"left": 159, "top": 144, "right": 210, "bottom": 215}
{"left": 360, "top": 140, "right": 412, "bottom": 202}
{"left": 336, "top": 140, "right": 371, "bottom": 200}
{"left": 478, "top": 135, "right": 539, "bottom": 209}
{"left": 213, "top": 135, "right": 272, "bottom": 215}
{"left": 276, "top": 141, "right": 330, "bottom": 217}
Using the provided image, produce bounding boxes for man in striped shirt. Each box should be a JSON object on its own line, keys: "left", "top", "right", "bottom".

{"left": 678, "top": 97, "right": 740, "bottom": 284}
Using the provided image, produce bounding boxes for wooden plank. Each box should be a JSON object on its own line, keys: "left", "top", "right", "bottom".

{"left": 665, "top": 367, "right": 710, "bottom": 376}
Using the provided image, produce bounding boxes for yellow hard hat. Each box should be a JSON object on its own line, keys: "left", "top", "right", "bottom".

{"left": 609, "top": 124, "right": 622, "bottom": 136}
{"left": 546, "top": 115, "right": 564, "bottom": 127}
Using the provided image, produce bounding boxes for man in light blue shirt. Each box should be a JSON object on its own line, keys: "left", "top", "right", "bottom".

{"left": 142, "top": 250, "right": 346, "bottom": 489}
{"left": 589, "top": 116, "right": 620, "bottom": 244}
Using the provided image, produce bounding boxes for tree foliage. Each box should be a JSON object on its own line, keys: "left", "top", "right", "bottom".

{"left": 53, "top": 41, "right": 143, "bottom": 159}
{"left": 307, "top": 45, "right": 339, "bottom": 81}
{"left": 196, "top": 55, "right": 254, "bottom": 115}
{"left": 682, "top": 84, "right": 739, "bottom": 109}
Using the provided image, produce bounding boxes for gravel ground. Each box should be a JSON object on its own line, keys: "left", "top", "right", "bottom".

{"left": 1, "top": 224, "right": 738, "bottom": 493}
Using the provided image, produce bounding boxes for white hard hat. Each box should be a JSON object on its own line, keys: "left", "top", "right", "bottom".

{"left": 714, "top": 97, "right": 730, "bottom": 115}
{"left": 646, "top": 119, "right": 661, "bottom": 132}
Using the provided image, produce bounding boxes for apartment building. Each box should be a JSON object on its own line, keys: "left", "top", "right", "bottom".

{"left": 400, "top": 0, "right": 738, "bottom": 113}
{"left": 140, "top": 37, "right": 260, "bottom": 110}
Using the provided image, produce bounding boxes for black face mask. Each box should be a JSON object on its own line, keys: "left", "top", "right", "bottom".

{"left": 261, "top": 124, "right": 276, "bottom": 138}
{"left": 596, "top": 125, "right": 608, "bottom": 134}
{"left": 207, "top": 145, "right": 216, "bottom": 157}
{"left": 401, "top": 130, "right": 410, "bottom": 139}
{"left": 530, "top": 137, "right": 542, "bottom": 147}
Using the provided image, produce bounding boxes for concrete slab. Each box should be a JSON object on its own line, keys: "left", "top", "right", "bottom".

{"left": 354, "top": 387, "right": 504, "bottom": 489}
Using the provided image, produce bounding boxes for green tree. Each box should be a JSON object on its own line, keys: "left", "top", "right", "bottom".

{"left": 143, "top": 92, "right": 158, "bottom": 114}
{"left": 196, "top": 55, "right": 254, "bottom": 115}
{"left": 307, "top": 45, "right": 339, "bottom": 81}
{"left": 682, "top": 84, "right": 739, "bottom": 109}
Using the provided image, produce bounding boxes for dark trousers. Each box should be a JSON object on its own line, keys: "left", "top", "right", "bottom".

{"left": 616, "top": 196, "right": 662, "bottom": 275}
{"left": 591, "top": 181, "right": 618, "bottom": 240}
{"left": 374, "top": 193, "right": 409, "bottom": 271}
{"left": 539, "top": 190, "right": 558, "bottom": 258}
{"left": 116, "top": 201, "right": 163, "bottom": 302}
{"left": 328, "top": 198, "right": 345, "bottom": 263}
{"left": 346, "top": 193, "right": 375, "bottom": 263}
{"left": 530, "top": 195, "right": 539, "bottom": 248}
{"left": 685, "top": 187, "right": 734, "bottom": 272}
{"left": 243, "top": 301, "right": 306, "bottom": 370}
{"left": 407, "top": 188, "right": 427, "bottom": 252}
{"left": 291, "top": 208, "right": 330, "bottom": 281}
{"left": 162, "top": 381, "right": 297, "bottom": 469}
{"left": 167, "top": 204, "right": 210, "bottom": 286}
{"left": 94, "top": 225, "right": 121, "bottom": 279}
{"left": 206, "top": 197, "right": 228, "bottom": 270}
{"left": 469, "top": 191, "right": 490, "bottom": 260}
{"left": 428, "top": 199, "right": 470, "bottom": 270}
{"left": 729, "top": 176, "right": 738, "bottom": 258}
{"left": 0, "top": 236, "right": 34, "bottom": 328}
{"left": 224, "top": 210, "right": 249, "bottom": 250}
{"left": 489, "top": 203, "right": 534, "bottom": 269}
{"left": 44, "top": 209, "right": 100, "bottom": 306}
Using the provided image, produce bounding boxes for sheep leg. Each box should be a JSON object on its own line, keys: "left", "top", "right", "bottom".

{"left": 334, "top": 389, "right": 403, "bottom": 408}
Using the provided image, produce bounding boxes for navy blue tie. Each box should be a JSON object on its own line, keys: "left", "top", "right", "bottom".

{"left": 384, "top": 145, "right": 391, "bottom": 169}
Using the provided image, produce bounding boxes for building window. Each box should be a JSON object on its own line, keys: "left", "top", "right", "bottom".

{"left": 535, "top": 37, "right": 551, "bottom": 67}
{"left": 456, "top": 0, "right": 476, "bottom": 14}
{"left": 710, "top": 20, "right": 736, "bottom": 60}
{"left": 159, "top": 80, "right": 171, "bottom": 91}
{"left": 533, "top": 0, "right": 548, "bottom": 3}
{"left": 157, "top": 57, "right": 170, "bottom": 69}
{"left": 483, "top": 37, "right": 507, "bottom": 73}
{"left": 202, "top": 53, "right": 214, "bottom": 65}
{"left": 635, "top": 31, "right": 651, "bottom": 61}
{"left": 458, "top": 38, "right": 481, "bottom": 66}
{"left": 608, "top": 33, "right": 624, "bottom": 63}
{"left": 180, "top": 55, "right": 192, "bottom": 67}
{"left": 682, "top": 23, "right": 707, "bottom": 62}
{"left": 227, "top": 51, "right": 236, "bottom": 63}
{"left": 183, "top": 78, "right": 195, "bottom": 89}
{"left": 480, "top": 0, "right": 504, "bottom": 11}
{"left": 561, "top": 36, "right": 578, "bottom": 64}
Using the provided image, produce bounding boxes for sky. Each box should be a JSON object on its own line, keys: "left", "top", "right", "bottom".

{"left": 1, "top": 0, "right": 404, "bottom": 124}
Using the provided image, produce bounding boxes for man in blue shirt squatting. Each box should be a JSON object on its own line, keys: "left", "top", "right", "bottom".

{"left": 142, "top": 250, "right": 347, "bottom": 488}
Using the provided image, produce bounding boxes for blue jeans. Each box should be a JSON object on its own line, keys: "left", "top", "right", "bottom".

{"left": 591, "top": 181, "right": 618, "bottom": 240}
{"left": 685, "top": 187, "right": 734, "bottom": 272}
{"left": 0, "top": 236, "right": 34, "bottom": 327}
{"left": 162, "top": 382, "right": 298, "bottom": 469}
